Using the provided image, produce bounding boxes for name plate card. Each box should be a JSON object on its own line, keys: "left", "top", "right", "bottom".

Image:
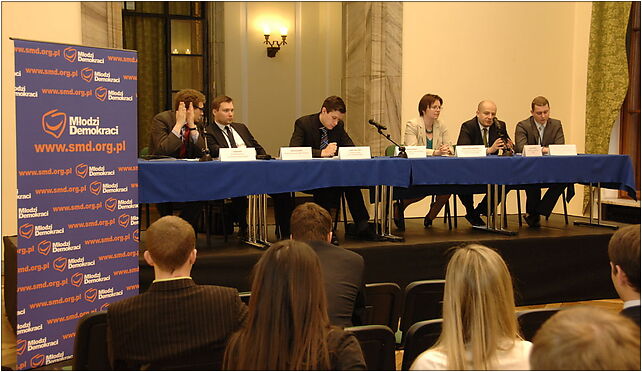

{"left": 396, "top": 146, "right": 426, "bottom": 158}
{"left": 338, "top": 146, "right": 371, "bottom": 160}
{"left": 280, "top": 147, "right": 313, "bottom": 160}
{"left": 219, "top": 147, "right": 257, "bottom": 161}
{"left": 549, "top": 144, "right": 577, "bottom": 156}
{"left": 456, "top": 145, "right": 487, "bottom": 158}
{"left": 522, "top": 145, "right": 543, "bottom": 157}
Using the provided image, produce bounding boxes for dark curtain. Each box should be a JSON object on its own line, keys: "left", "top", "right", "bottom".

{"left": 123, "top": 15, "right": 167, "bottom": 153}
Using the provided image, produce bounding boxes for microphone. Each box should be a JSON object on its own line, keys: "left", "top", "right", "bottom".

{"left": 199, "top": 114, "right": 213, "bottom": 161}
{"left": 494, "top": 117, "right": 513, "bottom": 156}
{"left": 368, "top": 119, "right": 387, "bottom": 131}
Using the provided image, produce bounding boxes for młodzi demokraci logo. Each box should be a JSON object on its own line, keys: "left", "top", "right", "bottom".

{"left": 64, "top": 47, "right": 104, "bottom": 64}
{"left": 41, "top": 109, "right": 119, "bottom": 138}
{"left": 94, "top": 86, "right": 133, "bottom": 102}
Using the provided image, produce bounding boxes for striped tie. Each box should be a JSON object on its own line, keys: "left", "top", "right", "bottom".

{"left": 320, "top": 127, "right": 329, "bottom": 150}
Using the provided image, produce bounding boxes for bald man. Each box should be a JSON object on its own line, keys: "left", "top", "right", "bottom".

{"left": 456, "top": 100, "right": 513, "bottom": 226}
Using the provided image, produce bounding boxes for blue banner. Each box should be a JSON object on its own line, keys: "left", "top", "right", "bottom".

{"left": 14, "top": 39, "right": 139, "bottom": 370}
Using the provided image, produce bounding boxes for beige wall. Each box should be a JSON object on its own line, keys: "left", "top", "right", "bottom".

{"left": 402, "top": 2, "right": 592, "bottom": 217}
{"left": 223, "top": 2, "right": 342, "bottom": 156}
{"left": 2, "top": 2, "right": 82, "bottom": 237}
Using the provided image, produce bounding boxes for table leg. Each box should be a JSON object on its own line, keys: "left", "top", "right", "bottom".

{"left": 473, "top": 184, "right": 517, "bottom": 236}
{"left": 573, "top": 183, "right": 618, "bottom": 229}
{"left": 244, "top": 195, "right": 270, "bottom": 248}
{"left": 381, "top": 185, "right": 404, "bottom": 242}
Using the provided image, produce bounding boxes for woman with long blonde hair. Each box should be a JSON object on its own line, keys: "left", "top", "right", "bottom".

{"left": 411, "top": 244, "right": 531, "bottom": 370}
{"left": 223, "top": 240, "right": 366, "bottom": 370}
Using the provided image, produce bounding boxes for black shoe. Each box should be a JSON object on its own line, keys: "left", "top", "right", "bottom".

{"left": 465, "top": 213, "right": 485, "bottom": 226}
{"left": 393, "top": 202, "right": 405, "bottom": 231}
{"left": 331, "top": 232, "right": 340, "bottom": 246}
{"left": 424, "top": 214, "right": 433, "bottom": 228}
{"left": 356, "top": 228, "right": 380, "bottom": 242}
{"left": 523, "top": 213, "right": 541, "bottom": 228}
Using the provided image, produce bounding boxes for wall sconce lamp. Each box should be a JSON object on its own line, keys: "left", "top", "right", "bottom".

{"left": 263, "top": 26, "right": 287, "bottom": 58}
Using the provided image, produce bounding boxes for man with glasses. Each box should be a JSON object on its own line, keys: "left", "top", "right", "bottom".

{"left": 148, "top": 89, "right": 207, "bottom": 232}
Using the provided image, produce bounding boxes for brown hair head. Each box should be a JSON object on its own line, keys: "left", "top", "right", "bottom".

{"left": 530, "top": 306, "right": 640, "bottom": 370}
{"left": 223, "top": 240, "right": 331, "bottom": 370}
{"left": 173, "top": 89, "right": 205, "bottom": 112}
{"left": 145, "top": 216, "right": 195, "bottom": 273}
{"left": 321, "top": 96, "right": 346, "bottom": 113}
{"left": 211, "top": 95, "right": 233, "bottom": 111}
{"left": 290, "top": 202, "right": 332, "bottom": 242}
{"left": 530, "top": 96, "right": 549, "bottom": 111}
{"left": 608, "top": 224, "right": 641, "bottom": 292}
{"left": 418, "top": 94, "right": 443, "bottom": 116}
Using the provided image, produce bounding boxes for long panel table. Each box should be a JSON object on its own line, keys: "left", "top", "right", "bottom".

{"left": 139, "top": 154, "right": 636, "bottom": 239}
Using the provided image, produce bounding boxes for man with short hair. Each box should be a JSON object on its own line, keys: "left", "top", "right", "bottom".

{"left": 289, "top": 96, "right": 375, "bottom": 243}
{"left": 204, "top": 95, "right": 294, "bottom": 239}
{"left": 290, "top": 202, "right": 366, "bottom": 327}
{"left": 514, "top": 96, "right": 566, "bottom": 227}
{"left": 148, "top": 89, "right": 208, "bottom": 231}
{"left": 107, "top": 216, "right": 248, "bottom": 369}
{"left": 456, "top": 100, "right": 513, "bottom": 226}
{"left": 608, "top": 224, "right": 641, "bottom": 326}
{"left": 530, "top": 306, "right": 640, "bottom": 370}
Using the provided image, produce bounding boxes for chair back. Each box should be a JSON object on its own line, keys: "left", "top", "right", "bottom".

{"left": 517, "top": 308, "right": 561, "bottom": 341}
{"left": 73, "top": 311, "right": 109, "bottom": 370}
{"left": 401, "top": 319, "right": 443, "bottom": 370}
{"left": 239, "top": 291, "right": 251, "bottom": 305}
{"left": 364, "top": 282, "right": 402, "bottom": 332}
{"left": 399, "top": 280, "right": 445, "bottom": 336}
{"left": 346, "top": 325, "right": 397, "bottom": 370}
{"left": 385, "top": 145, "right": 396, "bottom": 157}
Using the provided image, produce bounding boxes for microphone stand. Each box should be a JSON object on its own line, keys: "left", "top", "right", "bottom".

{"left": 199, "top": 116, "right": 213, "bottom": 162}
{"left": 373, "top": 125, "right": 407, "bottom": 158}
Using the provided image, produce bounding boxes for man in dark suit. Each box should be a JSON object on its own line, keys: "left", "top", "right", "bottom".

{"left": 608, "top": 224, "right": 640, "bottom": 327}
{"left": 456, "top": 100, "right": 513, "bottom": 226}
{"left": 148, "top": 89, "right": 207, "bottom": 232}
{"left": 289, "top": 96, "right": 375, "bottom": 244}
{"left": 107, "top": 216, "right": 248, "bottom": 369}
{"left": 204, "top": 95, "right": 294, "bottom": 239}
{"left": 514, "top": 96, "right": 566, "bottom": 227}
{"left": 290, "top": 202, "right": 366, "bottom": 328}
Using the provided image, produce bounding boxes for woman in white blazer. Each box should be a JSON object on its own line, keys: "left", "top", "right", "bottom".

{"left": 396, "top": 94, "right": 452, "bottom": 230}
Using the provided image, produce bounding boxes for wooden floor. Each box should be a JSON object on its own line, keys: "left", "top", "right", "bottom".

{"left": 2, "top": 208, "right": 627, "bottom": 370}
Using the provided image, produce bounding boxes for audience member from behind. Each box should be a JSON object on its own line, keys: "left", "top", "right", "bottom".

{"left": 107, "top": 216, "right": 248, "bottom": 369}
{"left": 411, "top": 244, "right": 531, "bottom": 370}
{"left": 291, "top": 202, "right": 366, "bottom": 327}
{"left": 223, "top": 240, "right": 366, "bottom": 370}
{"left": 608, "top": 224, "right": 640, "bottom": 326}
{"left": 530, "top": 306, "right": 640, "bottom": 370}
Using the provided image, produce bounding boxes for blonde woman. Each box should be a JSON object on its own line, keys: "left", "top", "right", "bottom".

{"left": 410, "top": 244, "right": 531, "bottom": 370}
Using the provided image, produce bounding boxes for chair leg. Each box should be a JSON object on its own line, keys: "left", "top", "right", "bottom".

{"left": 517, "top": 189, "right": 523, "bottom": 227}
{"left": 453, "top": 195, "right": 458, "bottom": 228}
{"left": 342, "top": 193, "right": 349, "bottom": 232}
{"left": 445, "top": 200, "right": 452, "bottom": 230}
{"left": 563, "top": 189, "right": 569, "bottom": 225}
{"left": 205, "top": 205, "right": 211, "bottom": 248}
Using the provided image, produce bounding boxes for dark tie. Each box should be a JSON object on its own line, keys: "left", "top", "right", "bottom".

{"left": 224, "top": 126, "right": 237, "bottom": 148}
{"left": 482, "top": 128, "right": 488, "bottom": 147}
{"left": 179, "top": 125, "right": 190, "bottom": 158}
{"left": 320, "top": 127, "right": 329, "bottom": 150}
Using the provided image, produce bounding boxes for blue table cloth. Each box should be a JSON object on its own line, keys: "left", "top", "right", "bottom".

{"left": 139, "top": 157, "right": 411, "bottom": 203}
{"left": 139, "top": 154, "right": 636, "bottom": 203}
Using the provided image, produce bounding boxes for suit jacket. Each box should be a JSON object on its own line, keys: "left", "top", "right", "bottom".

{"left": 404, "top": 117, "right": 451, "bottom": 150}
{"left": 621, "top": 305, "right": 641, "bottom": 327}
{"left": 289, "top": 113, "right": 355, "bottom": 157}
{"left": 456, "top": 116, "right": 509, "bottom": 155}
{"left": 204, "top": 122, "right": 267, "bottom": 158}
{"left": 107, "top": 278, "right": 248, "bottom": 369}
{"left": 149, "top": 110, "right": 205, "bottom": 158}
{"left": 308, "top": 240, "right": 366, "bottom": 328}
{"left": 514, "top": 116, "right": 565, "bottom": 153}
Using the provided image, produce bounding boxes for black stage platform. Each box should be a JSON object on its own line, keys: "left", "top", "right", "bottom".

{"left": 3, "top": 214, "right": 626, "bottom": 331}
{"left": 136, "top": 213, "right": 622, "bottom": 306}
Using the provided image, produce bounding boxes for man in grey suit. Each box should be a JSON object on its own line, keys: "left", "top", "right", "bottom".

{"left": 290, "top": 202, "right": 366, "bottom": 327}
{"left": 107, "top": 216, "right": 248, "bottom": 369}
{"left": 514, "top": 96, "right": 566, "bottom": 227}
